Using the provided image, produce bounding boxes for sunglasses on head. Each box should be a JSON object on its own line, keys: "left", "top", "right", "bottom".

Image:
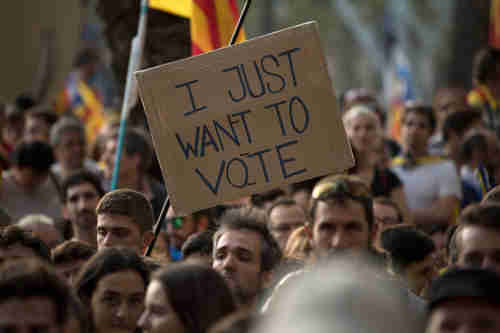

{"left": 312, "top": 180, "right": 371, "bottom": 207}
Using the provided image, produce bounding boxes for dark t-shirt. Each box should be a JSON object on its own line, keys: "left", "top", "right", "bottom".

{"left": 371, "top": 168, "right": 402, "bottom": 197}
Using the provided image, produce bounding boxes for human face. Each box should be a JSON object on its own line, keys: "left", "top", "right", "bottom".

{"left": 165, "top": 206, "right": 198, "bottom": 250}
{"left": 55, "top": 130, "right": 85, "bottom": 169}
{"left": 102, "top": 138, "right": 139, "bottom": 179}
{"left": 97, "top": 214, "right": 143, "bottom": 254}
{"left": 373, "top": 202, "right": 400, "bottom": 247}
{"left": 66, "top": 183, "right": 100, "bottom": 231}
{"left": 0, "top": 297, "right": 60, "bottom": 333}
{"left": 24, "top": 116, "right": 50, "bottom": 143}
{"left": 457, "top": 226, "right": 500, "bottom": 274}
{"left": 402, "top": 112, "right": 432, "bottom": 154}
{"left": 404, "top": 254, "right": 435, "bottom": 295}
{"left": 0, "top": 243, "right": 38, "bottom": 265}
{"left": 213, "top": 229, "right": 265, "bottom": 305}
{"left": 90, "top": 270, "right": 145, "bottom": 333}
{"left": 426, "top": 298, "right": 500, "bottom": 333}
{"left": 345, "top": 114, "right": 380, "bottom": 152}
{"left": 12, "top": 167, "right": 45, "bottom": 189}
{"left": 138, "top": 280, "right": 186, "bottom": 333}
{"left": 312, "top": 200, "right": 371, "bottom": 258}
{"left": 269, "top": 204, "right": 306, "bottom": 251}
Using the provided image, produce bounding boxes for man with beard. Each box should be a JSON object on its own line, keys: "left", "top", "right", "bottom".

{"left": 213, "top": 207, "right": 281, "bottom": 309}
{"left": 62, "top": 170, "right": 105, "bottom": 247}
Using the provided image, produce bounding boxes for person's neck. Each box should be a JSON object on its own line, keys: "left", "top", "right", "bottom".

{"left": 356, "top": 150, "right": 374, "bottom": 170}
{"left": 72, "top": 226, "right": 97, "bottom": 247}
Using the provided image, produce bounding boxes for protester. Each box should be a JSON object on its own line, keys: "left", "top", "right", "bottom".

{"left": 212, "top": 206, "right": 281, "bottom": 309}
{"left": 372, "top": 197, "right": 404, "bottom": 249}
{"left": 23, "top": 105, "right": 59, "bottom": 144}
{"left": 344, "top": 105, "right": 410, "bottom": 222}
{"left": 307, "top": 175, "right": 375, "bottom": 259}
{"left": 165, "top": 206, "right": 212, "bottom": 261}
{"left": 381, "top": 225, "right": 436, "bottom": 297}
{"left": 426, "top": 268, "right": 500, "bottom": 333}
{"left": 138, "top": 264, "right": 237, "bottom": 333}
{"left": 74, "top": 247, "right": 149, "bottom": 333}
{"left": 1, "top": 141, "right": 62, "bottom": 220}
{"left": 62, "top": 170, "right": 105, "bottom": 247}
{"left": 51, "top": 116, "right": 102, "bottom": 181}
{"left": 392, "top": 103, "right": 462, "bottom": 226}
{"left": 101, "top": 127, "right": 167, "bottom": 218}
{"left": 17, "top": 213, "right": 63, "bottom": 249}
{"left": 448, "top": 204, "right": 500, "bottom": 274}
{"left": 52, "top": 239, "right": 96, "bottom": 284}
{"left": 0, "top": 225, "right": 51, "bottom": 264}
{"left": 96, "top": 189, "right": 154, "bottom": 253}
{"left": 267, "top": 199, "right": 307, "bottom": 252}
{"left": 0, "top": 259, "right": 73, "bottom": 333}
{"left": 182, "top": 230, "right": 214, "bottom": 265}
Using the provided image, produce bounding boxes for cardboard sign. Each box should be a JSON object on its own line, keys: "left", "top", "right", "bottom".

{"left": 136, "top": 22, "right": 354, "bottom": 214}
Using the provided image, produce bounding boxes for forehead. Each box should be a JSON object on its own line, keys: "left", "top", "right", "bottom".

{"left": 96, "top": 270, "right": 145, "bottom": 294}
{"left": 216, "top": 229, "right": 262, "bottom": 254}
{"left": 67, "top": 182, "right": 99, "bottom": 196}
{"left": 373, "top": 202, "right": 398, "bottom": 217}
{"left": 432, "top": 298, "right": 500, "bottom": 323}
{"left": 404, "top": 111, "right": 430, "bottom": 126}
{"left": 314, "top": 200, "right": 368, "bottom": 226}
{"left": 460, "top": 225, "right": 500, "bottom": 251}
{"left": 97, "top": 214, "right": 140, "bottom": 231}
{"left": 270, "top": 204, "right": 306, "bottom": 220}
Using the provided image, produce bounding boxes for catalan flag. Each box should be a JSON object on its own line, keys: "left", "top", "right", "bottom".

{"left": 150, "top": 0, "right": 245, "bottom": 55}
{"left": 491, "top": 0, "right": 500, "bottom": 49}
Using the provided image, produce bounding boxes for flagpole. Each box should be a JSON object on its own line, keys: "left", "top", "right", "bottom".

{"left": 111, "top": 0, "right": 149, "bottom": 191}
{"left": 145, "top": 0, "right": 253, "bottom": 257}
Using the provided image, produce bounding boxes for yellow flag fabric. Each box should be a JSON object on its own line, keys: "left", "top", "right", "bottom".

{"left": 149, "top": 0, "right": 191, "bottom": 19}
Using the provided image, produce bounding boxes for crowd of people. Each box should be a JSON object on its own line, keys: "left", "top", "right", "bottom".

{"left": 2, "top": 44, "right": 500, "bottom": 333}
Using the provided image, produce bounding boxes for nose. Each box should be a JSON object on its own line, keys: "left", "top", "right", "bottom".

{"left": 221, "top": 253, "right": 237, "bottom": 272}
{"left": 101, "top": 233, "right": 114, "bottom": 248}
{"left": 116, "top": 302, "right": 128, "bottom": 319}
{"left": 331, "top": 230, "right": 349, "bottom": 250}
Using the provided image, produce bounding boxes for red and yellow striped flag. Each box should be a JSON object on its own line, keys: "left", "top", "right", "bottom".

{"left": 191, "top": 0, "right": 245, "bottom": 55}
{"left": 490, "top": 0, "right": 500, "bottom": 49}
{"left": 150, "top": 0, "right": 245, "bottom": 55}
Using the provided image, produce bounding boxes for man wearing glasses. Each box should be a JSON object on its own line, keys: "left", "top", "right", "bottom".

{"left": 373, "top": 197, "right": 404, "bottom": 250}
{"left": 165, "top": 206, "right": 210, "bottom": 261}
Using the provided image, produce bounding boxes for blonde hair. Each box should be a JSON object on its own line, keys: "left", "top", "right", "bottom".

{"left": 342, "top": 105, "right": 380, "bottom": 131}
{"left": 284, "top": 225, "right": 312, "bottom": 261}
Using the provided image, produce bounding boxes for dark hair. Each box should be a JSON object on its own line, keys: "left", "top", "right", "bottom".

{"left": 482, "top": 184, "right": 500, "bottom": 205}
{"left": 472, "top": 47, "right": 500, "bottom": 85}
{"left": 214, "top": 207, "right": 282, "bottom": 272}
{"left": 74, "top": 247, "right": 149, "bottom": 306}
{"left": 0, "top": 259, "right": 71, "bottom": 325}
{"left": 10, "top": 141, "right": 54, "bottom": 173}
{"left": 428, "top": 268, "right": 500, "bottom": 311}
{"left": 25, "top": 105, "right": 59, "bottom": 127}
{"left": 373, "top": 197, "right": 403, "bottom": 224}
{"left": 61, "top": 169, "right": 105, "bottom": 203}
{"left": 96, "top": 189, "right": 154, "bottom": 234}
{"left": 182, "top": 230, "right": 214, "bottom": 258}
{"left": 442, "top": 110, "right": 482, "bottom": 142}
{"left": 51, "top": 240, "right": 96, "bottom": 265}
{"left": 267, "top": 198, "right": 301, "bottom": 218}
{"left": 402, "top": 103, "right": 436, "bottom": 134}
{"left": 450, "top": 204, "right": 500, "bottom": 263}
{"left": 460, "top": 133, "right": 488, "bottom": 164}
{"left": 0, "top": 225, "right": 51, "bottom": 262}
{"left": 109, "top": 128, "right": 153, "bottom": 172}
{"left": 152, "top": 264, "right": 237, "bottom": 333}
{"left": 250, "top": 188, "right": 286, "bottom": 208}
{"left": 381, "top": 225, "right": 435, "bottom": 274}
{"left": 50, "top": 116, "right": 85, "bottom": 147}
{"left": 310, "top": 175, "right": 374, "bottom": 230}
